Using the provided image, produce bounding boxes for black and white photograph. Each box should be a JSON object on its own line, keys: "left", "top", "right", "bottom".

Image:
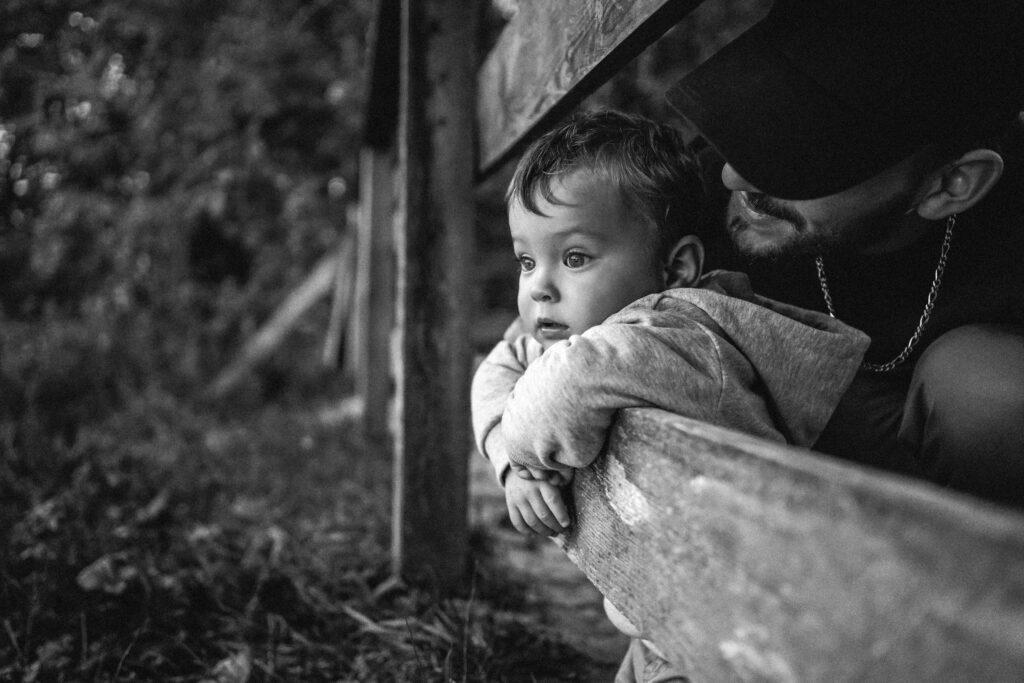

{"left": 2, "top": 1, "right": 1022, "bottom": 680}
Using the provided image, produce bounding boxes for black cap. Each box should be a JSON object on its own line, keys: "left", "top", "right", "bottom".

{"left": 667, "top": 0, "right": 1024, "bottom": 199}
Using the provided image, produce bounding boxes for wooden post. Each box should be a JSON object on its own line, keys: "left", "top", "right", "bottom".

{"left": 391, "top": 0, "right": 475, "bottom": 587}
{"left": 347, "top": 147, "right": 394, "bottom": 436}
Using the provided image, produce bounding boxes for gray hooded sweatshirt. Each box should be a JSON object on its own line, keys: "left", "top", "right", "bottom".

{"left": 471, "top": 271, "right": 871, "bottom": 479}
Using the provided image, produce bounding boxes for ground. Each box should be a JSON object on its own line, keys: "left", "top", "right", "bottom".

{"left": 1, "top": 392, "right": 626, "bottom": 681}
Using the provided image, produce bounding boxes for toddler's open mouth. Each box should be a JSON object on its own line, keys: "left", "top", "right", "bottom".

{"left": 535, "top": 318, "right": 569, "bottom": 341}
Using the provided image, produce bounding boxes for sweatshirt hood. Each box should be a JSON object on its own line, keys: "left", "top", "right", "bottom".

{"left": 658, "top": 270, "right": 870, "bottom": 447}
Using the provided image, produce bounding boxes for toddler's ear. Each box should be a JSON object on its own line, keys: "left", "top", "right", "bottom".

{"left": 663, "top": 235, "right": 704, "bottom": 288}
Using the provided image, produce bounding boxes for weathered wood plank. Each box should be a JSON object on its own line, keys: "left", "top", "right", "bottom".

{"left": 391, "top": 0, "right": 475, "bottom": 587}
{"left": 562, "top": 408, "right": 1024, "bottom": 682}
{"left": 476, "top": 0, "right": 702, "bottom": 174}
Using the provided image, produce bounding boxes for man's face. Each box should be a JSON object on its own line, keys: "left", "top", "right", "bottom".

{"left": 721, "top": 153, "right": 931, "bottom": 259}
{"left": 511, "top": 170, "right": 663, "bottom": 349}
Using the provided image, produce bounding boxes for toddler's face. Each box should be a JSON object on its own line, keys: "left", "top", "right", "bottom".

{"left": 510, "top": 170, "right": 662, "bottom": 349}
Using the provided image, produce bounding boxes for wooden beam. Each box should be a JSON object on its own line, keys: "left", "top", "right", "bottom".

{"left": 560, "top": 408, "right": 1024, "bottom": 681}
{"left": 391, "top": 0, "right": 475, "bottom": 588}
{"left": 322, "top": 204, "right": 358, "bottom": 368}
{"left": 477, "top": 0, "right": 703, "bottom": 174}
{"left": 206, "top": 243, "right": 352, "bottom": 398}
{"left": 347, "top": 147, "right": 394, "bottom": 436}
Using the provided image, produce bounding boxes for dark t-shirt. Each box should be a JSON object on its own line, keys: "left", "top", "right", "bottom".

{"left": 741, "top": 198, "right": 1024, "bottom": 368}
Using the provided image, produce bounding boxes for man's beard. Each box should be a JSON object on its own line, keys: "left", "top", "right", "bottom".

{"left": 727, "top": 215, "right": 843, "bottom": 262}
{"left": 726, "top": 193, "right": 839, "bottom": 262}
{"left": 726, "top": 192, "right": 910, "bottom": 263}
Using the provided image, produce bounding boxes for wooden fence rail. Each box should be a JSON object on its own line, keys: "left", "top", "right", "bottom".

{"left": 563, "top": 408, "right": 1024, "bottom": 681}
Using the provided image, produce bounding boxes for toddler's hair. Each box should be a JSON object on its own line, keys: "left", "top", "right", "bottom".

{"left": 506, "top": 109, "right": 707, "bottom": 258}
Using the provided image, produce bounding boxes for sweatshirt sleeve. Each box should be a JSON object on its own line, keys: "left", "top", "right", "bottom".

{"left": 502, "top": 313, "right": 725, "bottom": 471}
{"left": 470, "top": 334, "right": 544, "bottom": 483}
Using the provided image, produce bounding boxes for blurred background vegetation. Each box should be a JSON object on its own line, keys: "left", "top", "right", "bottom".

{"left": 0, "top": 3, "right": 620, "bottom": 679}
{"left": 1, "top": 0, "right": 370, "bottom": 425}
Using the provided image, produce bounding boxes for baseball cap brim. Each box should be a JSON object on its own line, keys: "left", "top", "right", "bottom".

{"left": 666, "top": 21, "right": 928, "bottom": 200}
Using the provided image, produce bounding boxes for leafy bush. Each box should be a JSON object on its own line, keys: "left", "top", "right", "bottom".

{"left": 1, "top": 0, "right": 369, "bottom": 402}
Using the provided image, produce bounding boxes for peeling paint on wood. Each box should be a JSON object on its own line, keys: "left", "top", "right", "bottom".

{"left": 598, "top": 454, "right": 653, "bottom": 526}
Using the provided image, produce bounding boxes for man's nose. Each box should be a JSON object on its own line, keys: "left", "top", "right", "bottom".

{"left": 530, "top": 269, "right": 558, "bottom": 302}
{"left": 721, "top": 163, "right": 760, "bottom": 192}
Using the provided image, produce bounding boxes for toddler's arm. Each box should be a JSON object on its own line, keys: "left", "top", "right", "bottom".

{"left": 502, "top": 317, "right": 723, "bottom": 472}
{"left": 472, "top": 326, "right": 576, "bottom": 536}
{"left": 470, "top": 331, "right": 545, "bottom": 483}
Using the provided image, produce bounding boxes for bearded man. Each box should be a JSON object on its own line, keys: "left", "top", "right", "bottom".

{"left": 668, "top": 0, "right": 1024, "bottom": 506}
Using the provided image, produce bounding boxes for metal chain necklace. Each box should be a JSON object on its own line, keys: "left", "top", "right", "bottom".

{"left": 815, "top": 214, "right": 956, "bottom": 373}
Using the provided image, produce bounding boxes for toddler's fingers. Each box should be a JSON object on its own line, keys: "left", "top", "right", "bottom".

{"left": 513, "top": 468, "right": 537, "bottom": 480}
{"left": 508, "top": 491, "right": 550, "bottom": 536}
{"left": 528, "top": 466, "right": 573, "bottom": 485}
{"left": 540, "top": 485, "right": 571, "bottom": 528}
{"left": 511, "top": 463, "right": 550, "bottom": 481}
{"left": 507, "top": 505, "right": 530, "bottom": 536}
{"left": 547, "top": 469, "right": 575, "bottom": 486}
{"left": 526, "top": 495, "right": 564, "bottom": 535}
{"left": 520, "top": 505, "right": 553, "bottom": 536}
{"left": 524, "top": 465, "right": 550, "bottom": 480}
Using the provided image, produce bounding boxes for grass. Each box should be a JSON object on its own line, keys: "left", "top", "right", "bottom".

{"left": 0, "top": 386, "right": 606, "bottom": 682}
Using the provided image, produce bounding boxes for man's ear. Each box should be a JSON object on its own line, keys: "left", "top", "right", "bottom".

{"left": 663, "top": 235, "right": 704, "bottom": 289}
{"left": 915, "top": 149, "right": 1004, "bottom": 220}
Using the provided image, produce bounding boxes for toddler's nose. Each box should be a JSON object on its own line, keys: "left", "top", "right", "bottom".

{"left": 530, "top": 286, "right": 555, "bottom": 302}
{"left": 530, "top": 273, "right": 557, "bottom": 302}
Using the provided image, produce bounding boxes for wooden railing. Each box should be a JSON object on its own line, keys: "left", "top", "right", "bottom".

{"left": 356, "top": 1, "right": 1024, "bottom": 676}
{"left": 562, "top": 409, "right": 1024, "bottom": 680}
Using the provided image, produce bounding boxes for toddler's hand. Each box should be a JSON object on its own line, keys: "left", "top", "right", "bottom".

{"left": 509, "top": 461, "right": 574, "bottom": 486}
{"left": 504, "top": 475, "right": 571, "bottom": 537}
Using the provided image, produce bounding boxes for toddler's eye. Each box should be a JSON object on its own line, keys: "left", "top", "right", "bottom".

{"left": 517, "top": 255, "right": 535, "bottom": 272}
{"left": 563, "top": 251, "right": 590, "bottom": 268}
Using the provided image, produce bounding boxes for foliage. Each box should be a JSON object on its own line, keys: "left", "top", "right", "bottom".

{"left": 1, "top": 0, "right": 368, "bottom": 399}
{"left": 0, "top": 393, "right": 600, "bottom": 681}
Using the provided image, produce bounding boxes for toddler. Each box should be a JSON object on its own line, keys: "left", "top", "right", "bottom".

{"left": 471, "top": 110, "right": 869, "bottom": 681}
